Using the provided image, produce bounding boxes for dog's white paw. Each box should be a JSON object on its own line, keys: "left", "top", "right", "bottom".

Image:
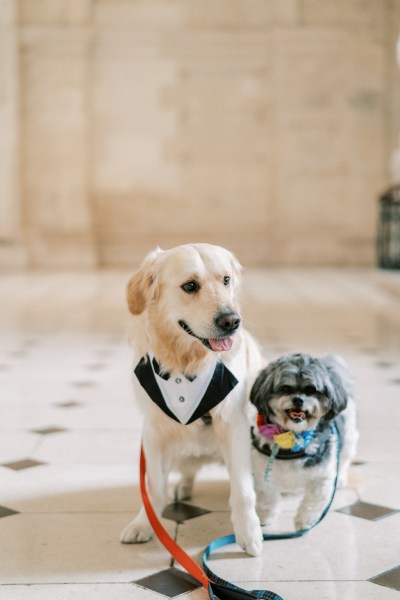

{"left": 174, "top": 479, "right": 193, "bottom": 501}
{"left": 120, "top": 518, "right": 153, "bottom": 544}
{"left": 234, "top": 514, "right": 263, "bottom": 557}
{"left": 337, "top": 471, "right": 349, "bottom": 488}
{"left": 257, "top": 504, "right": 279, "bottom": 527}
{"left": 294, "top": 513, "right": 318, "bottom": 532}
{"left": 241, "top": 532, "right": 263, "bottom": 557}
{"left": 258, "top": 512, "right": 276, "bottom": 528}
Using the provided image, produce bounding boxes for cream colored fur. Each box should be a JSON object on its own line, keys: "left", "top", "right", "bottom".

{"left": 120, "top": 243, "right": 264, "bottom": 556}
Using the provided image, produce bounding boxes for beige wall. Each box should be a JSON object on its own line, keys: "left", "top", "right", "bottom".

{"left": 1, "top": 0, "right": 399, "bottom": 269}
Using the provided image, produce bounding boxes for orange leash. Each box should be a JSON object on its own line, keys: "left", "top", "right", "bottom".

{"left": 139, "top": 445, "right": 210, "bottom": 591}
{"left": 139, "top": 444, "right": 287, "bottom": 600}
{"left": 139, "top": 424, "right": 340, "bottom": 600}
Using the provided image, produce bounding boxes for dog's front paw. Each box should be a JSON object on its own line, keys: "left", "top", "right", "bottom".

{"left": 337, "top": 471, "right": 349, "bottom": 488}
{"left": 294, "top": 512, "right": 318, "bottom": 532}
{"left": 241, "top": 532, "right": 263, "bottom": 557}
{"left": 258, "top": 511, "right": 276, "bottom": 528}
{"left": 120, "top": 517, "right": 153, "bottom": 544}
{"left": 234, "top": 514, "right": 263, "bottom": 557}
{"left": 174, "top": 478, "right": 194, "bottom": 501}
{"left": 257, "top": 503, "right": 280, "bottom": 528}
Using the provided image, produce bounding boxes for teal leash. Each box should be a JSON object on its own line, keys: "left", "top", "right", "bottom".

{"left": 264, "top": 444, "right": 280, "bottom": 483}
{"left": 202, "top": 422, "right": 341, "bottom": 600}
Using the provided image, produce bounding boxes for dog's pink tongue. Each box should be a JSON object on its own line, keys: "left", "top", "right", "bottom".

{"left": 208, "top": 337, "right": 234, "bottom": 352}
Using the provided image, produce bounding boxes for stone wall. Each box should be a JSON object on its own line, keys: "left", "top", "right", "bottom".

{"left": 1, "top": 0, "right": 399, "bottom": 268}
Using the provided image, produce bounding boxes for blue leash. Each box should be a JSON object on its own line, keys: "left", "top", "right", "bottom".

{"left": 202, "top": 422, "right": 341, "bottom": 600}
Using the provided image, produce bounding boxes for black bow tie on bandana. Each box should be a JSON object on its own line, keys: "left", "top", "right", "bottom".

{"left": 134, "top": 354, "right": 238, "bottom": 425}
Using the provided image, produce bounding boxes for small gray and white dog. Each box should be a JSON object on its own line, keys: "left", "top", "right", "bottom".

{"left": 250, "top": 353, "right": 358, "bottom": 531}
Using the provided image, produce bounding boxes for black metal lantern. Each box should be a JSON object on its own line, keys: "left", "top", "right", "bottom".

{"left": 378, "top": 185, "right": 400, "bottom": 269}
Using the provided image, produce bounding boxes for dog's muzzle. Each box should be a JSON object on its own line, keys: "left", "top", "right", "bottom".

{"left": 178, "top": 316, "right": 239, "bottom": 352}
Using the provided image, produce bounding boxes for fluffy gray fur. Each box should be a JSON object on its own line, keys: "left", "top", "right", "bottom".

{"left": 250, "top": 353, "right": 358, "bottom": 531}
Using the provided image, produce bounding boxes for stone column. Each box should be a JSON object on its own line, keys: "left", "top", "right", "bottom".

{"left": 19, "top": 0, "right": 97, "bottom": 267}
{"left": 0, "top": 0, "right": 26, "bottom": 268}
{"left": 388, "top": 0, "right": 400, "bottom": 180}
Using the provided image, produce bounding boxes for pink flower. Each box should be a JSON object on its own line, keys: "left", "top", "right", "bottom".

{"left": 258, "top": 423, "right": 283, "bottom": 440}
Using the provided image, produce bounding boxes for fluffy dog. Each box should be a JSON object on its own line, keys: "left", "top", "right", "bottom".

{"left": 250, "top": 353, "right": 358, "bottom": 531}
{"left": 120, "top": 243, "right": 264, "bottom": 556}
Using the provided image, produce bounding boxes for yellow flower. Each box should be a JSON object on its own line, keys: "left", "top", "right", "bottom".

{"left": 273, "top": 431, "right": 296, "bottom": 449}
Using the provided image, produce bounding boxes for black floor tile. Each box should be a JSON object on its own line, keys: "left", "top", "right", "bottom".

{"left": 23, "top": 338, "right": 40, "bottom": 347}
{"left": 0, "top": 506, "right": 19, "bottom": 519}
{"left": 369, "top": 565, "right": 400, "bottom": 592}
{"left": 336, "top": 500, "right": 399, "bottom": 521}
{"left": 70, "top": 380, "right": 96, "bottom": 388}
{"left": 94, "top": 349, "right": 113, "bottom": 358}
{"left": 56, "top": 400, "right": 81, "bottom": 408}
{"left": 32, "top": 427, "right": 66, "bottom": 435}
{"left": 2, "top": 459, "right": 45, "bottom": 471}
{"left": 8, "top": 350, "right": 28, "bottom": 358}
{"left": 162, "top": 501, "right": 211, "bottom": 523}
{"left": 374, "top": 360, "right": 394, "bottom": 368}
{"left": 85, "top": 363, "right": 106, "bottom": 370}
{"left": 133, "top": 567, "right": 201, "bottom": 597}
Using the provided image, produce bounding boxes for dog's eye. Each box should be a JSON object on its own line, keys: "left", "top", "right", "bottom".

{"left": 281, "top": 385, "right": 293, "bottom": 395}
{"left": 304, "top": 385, "right": 317, "bottom": 395}
{"left": 181, "top": 280, "right": 200, "bottom": 294}
{"left": 223, "top": 276, "right": 230, "bottom": 286}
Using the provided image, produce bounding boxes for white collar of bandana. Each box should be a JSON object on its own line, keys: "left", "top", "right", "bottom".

{"left": 150, "top": 353, "right": 214, "bottom": 424}
{"left": 134, "top": 353, "right": 238, "bottom": 425}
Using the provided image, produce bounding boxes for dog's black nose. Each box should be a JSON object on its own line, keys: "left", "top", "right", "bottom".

{"left": 292, "top": 396, "right": 304, "bottom": 408}
{"left": 215, "top": 312, "right": 241, "bottom": 333}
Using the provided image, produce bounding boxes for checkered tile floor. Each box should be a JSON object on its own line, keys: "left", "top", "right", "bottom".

{"left": 0, "top": 269, "right": 399, "bottom": 599}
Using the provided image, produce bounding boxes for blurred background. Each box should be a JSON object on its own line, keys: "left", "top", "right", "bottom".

{"left": 1, "top": 0, "right": 400, "bottom": 271}
{"left": 1, "top": 4, "right": 400, "bottom": 598}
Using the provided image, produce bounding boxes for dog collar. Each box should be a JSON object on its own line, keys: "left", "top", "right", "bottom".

{"left": 134, "top": 354, "right": 238, "bottom": 425}
{"left": 251, "top": 413, "right": 316, "bottom": 459}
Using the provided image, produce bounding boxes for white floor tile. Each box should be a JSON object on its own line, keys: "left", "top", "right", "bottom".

{"left": 243, "top": 581, "right": 400, "bottom": 600}
{"left": 0, "top": 513, "right": 174, "bottom": 584}
{"left": 1, "top": 268, "right": 399, "bottom": 600}
{"left": 196, "top": 511, "right": 400, "bottom": 584}
{"left": 0, "top": 584, "right": 178, "bottom": 600}
{"left": 0, "top": 432, "right": 40, "bottom": 464}
{"left": 0, "top": 464, "right": 142, "bottom": 513}
{"left": 32, "top": 430, "right": 142, "bottom": 465}
{"left": 354, "top": 462, "right": 400, "bottom": 507}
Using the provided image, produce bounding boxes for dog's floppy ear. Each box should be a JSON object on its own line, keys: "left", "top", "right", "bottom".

{"left": 127, "top": 248, "right": 163, "bottom": 315}
{"left": 321, "top": 354, "right": 352, "bottom": 420}
{"left": 250, "top": 363, "right": 276, "bottom": 414}
{"left": 228, "top": 250, "right": 242, "bottom": 285}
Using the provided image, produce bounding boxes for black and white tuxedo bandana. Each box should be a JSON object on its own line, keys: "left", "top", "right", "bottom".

{"left": 134, "top": 354, "right": 239, "bottom": 425}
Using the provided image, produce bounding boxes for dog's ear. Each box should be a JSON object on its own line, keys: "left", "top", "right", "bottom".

{"left": 228, "top": 251, "right": 242, "bottom": 285}
{"left": 321, "top": 354, "right": 352, "bottom": 420}
{"left": 250, "top": 364, "right": 276, "bottom": 413}
{"left": 126, "top": 248, "right": 163, "bottom": 315}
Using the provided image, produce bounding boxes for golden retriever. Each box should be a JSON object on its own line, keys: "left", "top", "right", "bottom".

{"left": 120, "top": 243, "right": 264, "bottom": 555}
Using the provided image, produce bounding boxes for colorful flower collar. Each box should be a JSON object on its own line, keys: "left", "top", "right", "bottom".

{"left": 256, "top": 413, "right": 315, "bottom": 453}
